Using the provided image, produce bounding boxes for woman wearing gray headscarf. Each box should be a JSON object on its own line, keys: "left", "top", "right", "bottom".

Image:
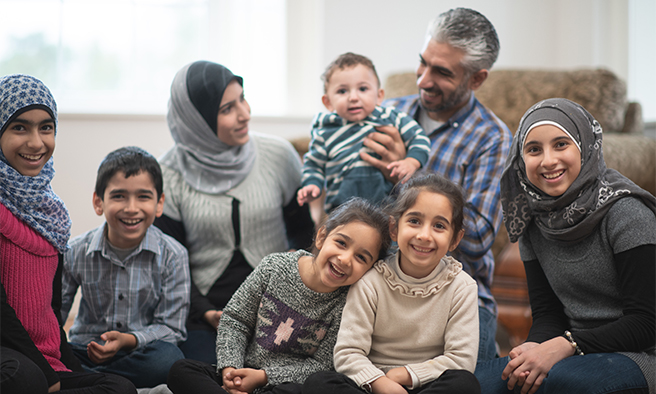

{"left": 155, "top": 61, "right": 313, "bottom": 364}
{"left": 475, "top": 98, "right": 655, "bottom": 394}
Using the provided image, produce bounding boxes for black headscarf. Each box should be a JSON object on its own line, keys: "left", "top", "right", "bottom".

{"left": 186, "top": 60, "right": 244, "bottom": 133}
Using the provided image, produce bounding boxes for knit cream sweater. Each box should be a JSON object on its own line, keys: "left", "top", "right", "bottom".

{"left": 334, "top": 252, "right": 479, "bottom": 389}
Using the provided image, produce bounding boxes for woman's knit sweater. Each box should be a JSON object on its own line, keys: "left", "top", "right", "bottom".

{"left": 160, "top": 132, "right": 302, "bottom": 296}
{"left": 0, "top": 203, "right": 68, "bottom": 374}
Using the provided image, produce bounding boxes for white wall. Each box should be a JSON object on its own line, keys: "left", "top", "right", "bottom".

{"left": 52, "top": 114, "right": 311, "bottom": 237}
{"left": 52, "top": 0, "right": 632, "bottom": 238}
{"left": 318, "top": 0, "right": 628, "bottom": 94}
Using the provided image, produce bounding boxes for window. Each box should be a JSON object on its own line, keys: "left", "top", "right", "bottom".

{"left": 629, "top": 0, "right": 656, "bottom": 122}
{"left": 0, "top": 0, "right": 287, "bottom": 116}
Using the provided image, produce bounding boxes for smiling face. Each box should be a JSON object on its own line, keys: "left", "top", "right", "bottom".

{"left": 216, "top": 80, "right": 251, "bottom": 146}
{"left": 311, "top": 221, "right": 382, "bottom": 293}
{"left": 93, "top": 170, "right": 164, "bottom": 249}
{"left": 522, "top": 124, "right": 582, "bottom": 197}
{"left": 0, "top": 109, "right": 55, "bottom": 176}
{"left": 322, "top": 64, "right": 384, "bottom": 123}
{"left": 391, "top": 190, "right": 463, "bottom": 279}
{"left": 416, "top": 40, "right": 473, "bottom": 121}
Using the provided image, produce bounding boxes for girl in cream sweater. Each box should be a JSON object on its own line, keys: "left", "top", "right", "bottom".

{"left": 305, "top": 173, "right": 480, "bottom": 394}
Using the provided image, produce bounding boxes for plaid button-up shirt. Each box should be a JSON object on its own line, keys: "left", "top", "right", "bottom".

{"left": 62, "top": 224, "right": 190, "bottom": 348}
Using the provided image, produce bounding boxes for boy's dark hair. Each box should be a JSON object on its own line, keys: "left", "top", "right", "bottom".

{"left": 95, "top": 146, "right": 163, "bottom": 200}
{"left": 388, "top": 173, "right": 466, "bottom": 245}
{"left": 322, "top": 52, "right": 380, "bottom": 93}
{"left": 313, "top": 197, "right": 391, "bottom": 261}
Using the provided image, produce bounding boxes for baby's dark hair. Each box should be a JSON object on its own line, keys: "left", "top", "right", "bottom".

{"left": 388, "top": 173, "right": 466, "bottom": 245}
{"left": 313, "top": 197, "right": 391, "bottom": 261}
{"left": 322, "top": 52, "right": 380, "bottom": 93}
{"left": 95, "top": 146, "right": 163, "bottom": 200}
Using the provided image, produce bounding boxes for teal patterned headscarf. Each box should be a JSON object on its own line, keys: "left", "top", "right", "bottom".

{"left": 0, "top": 74, "right": 71, "bottom": 252}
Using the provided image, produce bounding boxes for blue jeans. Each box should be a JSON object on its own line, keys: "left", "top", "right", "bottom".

{"left": 478, "top": 306, "right": 498, "bottom": 362}
{"left": 71, "top": 340, "right": 184, "bottom": 388}
{"left": 474, "top": 354, "right": 648, "bottom": 394}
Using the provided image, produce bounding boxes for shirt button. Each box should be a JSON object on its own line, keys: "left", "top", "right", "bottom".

{"left": 116, "top": 322, "right": 122, "bottom": 328}
{"left": 453, "top": 122, "right": 459, "bottom": 128}
{"left": 118, "top": 294, "right": 124, "bottom": 301}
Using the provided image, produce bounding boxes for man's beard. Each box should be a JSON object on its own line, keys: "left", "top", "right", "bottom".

{"left": 419, "top": 78, "right": 470, "bottom": 114}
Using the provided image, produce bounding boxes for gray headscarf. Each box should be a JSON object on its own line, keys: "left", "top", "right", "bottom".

{"left": 160, "top": 61, "right": 255, "bottom": 194}
{"left": 500, "top": 98, "right": 656, "bottom": 244}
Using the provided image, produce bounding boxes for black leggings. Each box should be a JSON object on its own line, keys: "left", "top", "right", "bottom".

{"left": 1, "top": 347, "right": 136, "bottom": 394}
{"left": 303, "top": 370, "right": 481, "bottom": 394}
{"left": 167, "top": 359, "right": 303, "bottom": 394}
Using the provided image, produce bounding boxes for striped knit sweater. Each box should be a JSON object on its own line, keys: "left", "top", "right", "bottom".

{"left": 0, "top": 202, "right": 68, "bottom": 372}
{"left": 160, "top": 132, "right": 302, "bottom": 295}
{"left": 302, "top": 105, "right": 430, "bottom": 211}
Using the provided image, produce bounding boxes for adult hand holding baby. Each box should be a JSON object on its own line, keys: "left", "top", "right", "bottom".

{"left": 360, "top": 125, "right": 407, "bottom": 182}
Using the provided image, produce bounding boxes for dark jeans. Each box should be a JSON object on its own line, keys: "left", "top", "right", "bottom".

{"left": 478, "top": 306, "right": 498, "bottom": 362}
{"left": 1, "top": 346, "right": 136, "bottom": 394}
{"left": 474, "top": 354, "right": 648, "bottom": 394}
{"left": 178, "top": 329, "right": 217, "bottom": 365}
{"left": 303, "top": 370, "right": 480, "bottom": 394}
{"left": 70, "top": 340, "right": 183, "bottom": 388}
{"left": 167, "top": 359, "right": 303, "bottom": 394}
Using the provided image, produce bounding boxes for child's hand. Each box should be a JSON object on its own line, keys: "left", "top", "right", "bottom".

{"left": 204, "top": 310, "right": 222, "bottom": 329}
{"left": 385, "top": 367, "right": 411, "bottom": 387}
{"left": 387, "top": 158, "right": 420, "bottom": 183}
{"left": 223, "top": 367, "right": 267, "bottom": 394}
{"left": 87, "top": 331, "right": 136, "bottom": 364}
{"left": 370, "top": 376, "right": 407, "bottom": 394}
{"left": 222, "top": 367, "right": 247, "bottom": 394}
{"left": 297, "top": 185, "right": 321, "bottom": 206}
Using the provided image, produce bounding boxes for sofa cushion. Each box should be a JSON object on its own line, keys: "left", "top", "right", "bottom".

{"left": 475, "top": 69, "right": 628, "bottom": 135}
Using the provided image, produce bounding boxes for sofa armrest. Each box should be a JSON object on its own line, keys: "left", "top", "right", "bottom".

{"left": 621, "top": 102, "right": 644, "bottom": 134}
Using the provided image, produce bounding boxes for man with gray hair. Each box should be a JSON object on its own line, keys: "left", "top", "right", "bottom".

{"left": 362, "top": 7, "right": 512, "bottom": 362}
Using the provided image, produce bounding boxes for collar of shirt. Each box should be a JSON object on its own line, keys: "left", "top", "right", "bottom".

{"left": 421, "top": 93, "right": 477, "bottom": 137}
{"left": 85, "top": 223, "right": 160, "bottom": 264}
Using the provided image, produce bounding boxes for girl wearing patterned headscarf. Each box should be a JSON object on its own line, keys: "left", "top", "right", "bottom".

{"left": 154, "top": 61, "right": 314, "bottom": 363}
{"left": 475, "top": 98, "right": 655, "bottom": 394}
{"left": 0, "top": 74, "right": 135, "bottom": 393}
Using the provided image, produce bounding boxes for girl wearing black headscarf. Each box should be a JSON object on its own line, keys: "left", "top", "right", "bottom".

{"left": 155, "top": 61, "right": 313, "bottom": 363}
{"left": 475, "top": 98, "right": 655, "bottom": 394}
